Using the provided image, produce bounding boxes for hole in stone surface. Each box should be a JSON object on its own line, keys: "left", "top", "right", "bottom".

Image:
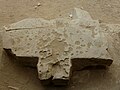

{"left": 75, "top": 41, "right": 80, "bottom": 45}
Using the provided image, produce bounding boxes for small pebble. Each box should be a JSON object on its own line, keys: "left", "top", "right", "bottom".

{"left": 80, "top": 7, "right": 84, "bottom": 9}
{"left": 37, "top": 2, "right": 41, "bottom": 6}
{"left": 34, "top": 6, "right": 38, "bottom": 9}
{"left": 34, "top": 2, "right": 41, "bottom": 9}
{"left": 69, "top": 14, "right": 73, "bottom": 18}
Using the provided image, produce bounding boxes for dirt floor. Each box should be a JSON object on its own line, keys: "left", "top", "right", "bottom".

{"left": 0, "top": 0, "right": 120, "bottom": 90}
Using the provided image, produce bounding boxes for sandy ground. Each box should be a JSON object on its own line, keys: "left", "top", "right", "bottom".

{"left": 0, "top": 0, "right": 120, "bottom": 90}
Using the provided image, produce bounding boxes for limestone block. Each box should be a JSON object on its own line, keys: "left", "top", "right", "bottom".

{"left": 2, "top": 8, "right": 113, "bottom": 85}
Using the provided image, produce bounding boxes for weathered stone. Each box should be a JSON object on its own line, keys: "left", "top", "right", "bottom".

{"left": 72, "top": 8, "right": 93, "bottom": 20}
{"left": 2, "top": 8, "right": 113, "bottom": 85}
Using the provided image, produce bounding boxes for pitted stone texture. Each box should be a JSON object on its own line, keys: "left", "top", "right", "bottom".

{"left": 2, "top": 8, "right": 113, "bottom": 85}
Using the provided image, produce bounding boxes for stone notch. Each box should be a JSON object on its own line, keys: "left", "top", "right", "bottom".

{"left": 2, "top": 8, "right": 113, "bottom": 85}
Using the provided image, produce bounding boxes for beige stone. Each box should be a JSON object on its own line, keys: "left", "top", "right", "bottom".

{"left": 2, "top": 8, "right": 113, "bottom": 85}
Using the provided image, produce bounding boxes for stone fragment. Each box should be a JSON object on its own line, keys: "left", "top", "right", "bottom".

{"left": 2, "top": 8, "right": 114, "bottom": 85}
{"left": 72, "top": 8, "right": 92, "bottom": 20}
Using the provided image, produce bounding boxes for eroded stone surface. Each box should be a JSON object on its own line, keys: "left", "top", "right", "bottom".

{"left": 2, "top": 8, "right": 114, "bottom": 85}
